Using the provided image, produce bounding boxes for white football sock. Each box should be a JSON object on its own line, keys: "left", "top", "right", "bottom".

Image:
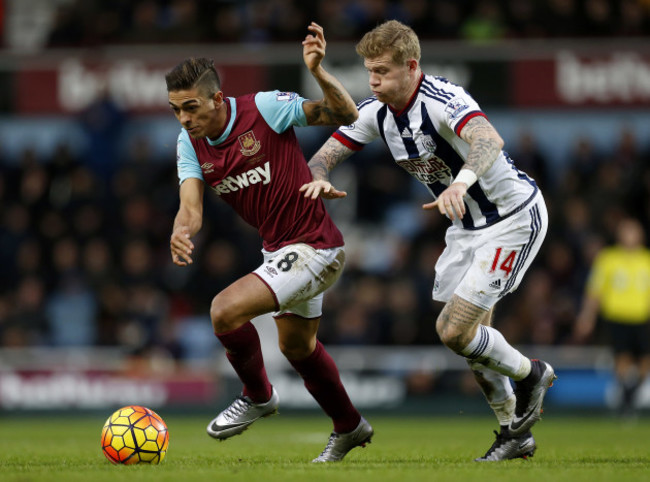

{"left": 468, "top": 360, "right": 516, "bottom": 426}
{"left": 461, "top": 325, "right": 531, "bottom": 380}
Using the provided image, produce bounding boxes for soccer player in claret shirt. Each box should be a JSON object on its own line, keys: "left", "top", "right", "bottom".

{"left": 165, "top": 22, "right": 372, "bottom": 463}
{"left": 301, "top": 20, "right": 556, "bottom": 461}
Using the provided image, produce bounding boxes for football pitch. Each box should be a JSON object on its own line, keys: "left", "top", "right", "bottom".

{"left": 1, "top": 413, "right": 648, "bottom": 482}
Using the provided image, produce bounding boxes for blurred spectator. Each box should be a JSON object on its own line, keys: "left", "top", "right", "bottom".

{"left": 503, "top": 0, "right": 544, "bottom": 38}
{"left": 0, "top": 123, "right": 648, "bottom": 360}
{"left": 46, "top": 263, "right": 98, "bottom": 346}
{"left": 1, "top": 276, "right": 49, "bottom": 347}
{"left": 45, "top": 2, "right": 85, "bottom": 48}
{"left": 205, "top": 3, "right": 245, "bottom": 42}
{"left": 542, "top": 0, "right": 583, "bottom": 38}
{"left": 38, "top": 0, "right": 647, "bottom": 47}
{"left": 0, "top": 204, "right": 32, "bottom": 284}
{"left": 509, "top": 131, "right": 550, "bottom": 190}
{"left": 429, "top": 0, "right": 463, "bottom": 39}
{"left": 393, "top": 0, "right": 431, "bottom": 37}
{"left": 583, "top": 0, "right": 616, "bottom": 37}
{"left": 82, "top": 237, "right": 117, "bottom": 289}
{"left": 267, "top": 0, "right": 310, "bottom": 41}
{"left": 0, "top": 3, "right": 649, "bottom": 368}
{"left": 619, "top": 0, "right": 650, "bottom": 37}
{"left": 460, "top": 0, "right": 507, "bottom": 42}
{"left": 163, "top": 0, "right": 203, "bottom": 43}
{"left": 121, "top": 0, "right": 165, "bottom": 44}
{"left": 78, "top": 89, "right": 127, "bottom": 180}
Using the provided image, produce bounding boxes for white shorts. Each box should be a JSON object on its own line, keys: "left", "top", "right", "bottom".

{"left": 253, "top": 243, "right": 345, "bottom": 319}
{"left": 432, "top": 193, "right": 548, "bottom": 310}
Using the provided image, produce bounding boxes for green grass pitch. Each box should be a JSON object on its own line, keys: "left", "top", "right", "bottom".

{"left": 1, "top": 413, "right": 648, "bottom": 482}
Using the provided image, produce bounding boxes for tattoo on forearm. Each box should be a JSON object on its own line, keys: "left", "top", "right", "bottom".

{"left": 310, "top": 159, "right": 330, "bottom": 182}
{"left": 307, "top": 75, "right": 357, "bottom": 125}
{"left": 460, "top": 117, "right": 503, "bottom": 177}
{"left": 308, "top": 139, "right": 353, "bottom": 180}
{"left": 309, "top": 103, "right": 337, "bottom": 124}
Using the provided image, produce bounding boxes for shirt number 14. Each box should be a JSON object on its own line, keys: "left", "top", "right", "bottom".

{"left": 491, "top": 247, "right": 517, "bottom": 277}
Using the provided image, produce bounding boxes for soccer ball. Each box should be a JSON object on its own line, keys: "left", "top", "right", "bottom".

{"left": 101, "top": 405, "right": 170, "bottom": 465}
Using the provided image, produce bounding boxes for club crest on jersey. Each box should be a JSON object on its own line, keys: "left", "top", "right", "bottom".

{"left": 421, "top": 134, "right": 437, "bottom": 154}
{"left": 445, "top": 96, "right": 469, "bottom": 120}
{"left": 238, "top": 130, "right": 261, "bottom": 156}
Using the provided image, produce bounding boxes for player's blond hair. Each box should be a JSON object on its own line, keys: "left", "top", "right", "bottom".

{"left": 355, "top": 20, "right": 421, "bottom": 64}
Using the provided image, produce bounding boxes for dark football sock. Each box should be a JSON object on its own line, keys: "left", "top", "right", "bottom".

{"left": 289, "top": 340, "right": 361, "bottom": 433}
{"left": 216, "top": 321, "right": 273, "bottom": 403}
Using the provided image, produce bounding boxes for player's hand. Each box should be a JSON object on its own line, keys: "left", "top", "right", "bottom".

{"left": 299, "top": 180, "right": 347, "bottom": 200}
{"left": 170, "top": 226, "right": 194, "bottom": 266}
{"left": 422, "top": 182, "right": 467, "bottom": 221}
{"left": 302, "top": 22, "right": 326, "bottom": 72}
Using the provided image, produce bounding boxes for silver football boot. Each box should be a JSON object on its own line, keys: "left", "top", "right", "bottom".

{"left": 475, "top": 428, "right": 536, "bottom": 462}
{"left": 312, "top": 417, "right": 374, "bottom": 463}
{"left": 207, "top": 387, "right": 279, "bottom": 440}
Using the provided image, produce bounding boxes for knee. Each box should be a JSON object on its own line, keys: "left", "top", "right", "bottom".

{"left": 210, "top": 295, "right": 242, "bottom": 334}
{"left": 278, "top": 336, "right": 315, "bottom": 361}
{"left": 436, "top": 316, "right": 470, "bottom": 354}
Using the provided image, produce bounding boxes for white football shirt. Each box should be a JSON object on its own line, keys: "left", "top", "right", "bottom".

{"left": 333, "top": 74, "right": 538, "bottom": 230}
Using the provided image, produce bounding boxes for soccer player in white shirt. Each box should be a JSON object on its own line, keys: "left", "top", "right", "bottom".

{"left": 300, "top": 20, "right": 556, "bottom": 461}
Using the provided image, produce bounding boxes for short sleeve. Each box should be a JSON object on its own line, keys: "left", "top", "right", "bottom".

{"left": 254, "top": 91, "right": 308, "bottom": 133}
{"left": 333, "top": 98, "right": 381, "bottom": 150}
{"left": 176, "top": 129, "right": 204, "bottom": 185}
{"left": 439, "top": 89, "right": 486, "bottom": 136}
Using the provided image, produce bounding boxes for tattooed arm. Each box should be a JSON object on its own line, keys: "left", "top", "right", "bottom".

{"left": 301, "top": 22, "right": 358, "bottom": 126}
{"left": 423, "top": 116, "right": 504, "bottom": 220}
{"left": 457, "top": 116, "right": 504, "bottom": 178}
{"left": 299, "top": 137, "right": 356, "bottom": 199}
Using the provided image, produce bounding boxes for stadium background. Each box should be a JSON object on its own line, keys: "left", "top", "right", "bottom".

{"left": 0, "top": 0, "right": 649, "bottom": 415}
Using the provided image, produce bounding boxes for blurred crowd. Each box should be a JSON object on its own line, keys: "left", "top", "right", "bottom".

{"left": 45, "top": 0, "right": 649, "bottom": 48}
{"left": 0, "top": 98, "right": 649, "bottom": 359}
{"left": 1, "top": 0, "right": 649, "bottom": 362}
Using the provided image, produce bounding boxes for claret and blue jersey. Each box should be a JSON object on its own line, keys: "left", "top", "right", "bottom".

{"left": 175, "top": 90, "right": 343, "bottom": 252}
{"left": 333, "top": 74, "right": 538, "bottom": 230}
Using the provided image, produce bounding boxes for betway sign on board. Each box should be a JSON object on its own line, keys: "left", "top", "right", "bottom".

{"left": 15, "top": 59, "right": 267, "bottom": 114}
{"left": 513, "top": 51, "right": 650, "bottom": 107}
{"left": 11, "top": 49, "right": 650, "bottom": 114}
{"left": 0, "top": 370, "right": 217, "bottom": 409}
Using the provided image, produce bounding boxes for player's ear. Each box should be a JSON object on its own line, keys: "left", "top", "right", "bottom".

{"left": 406, "top": 59, "right": 419, "bottom": 73}
{"left": 211, "top": 91, "right": 224, "bottom": 107}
